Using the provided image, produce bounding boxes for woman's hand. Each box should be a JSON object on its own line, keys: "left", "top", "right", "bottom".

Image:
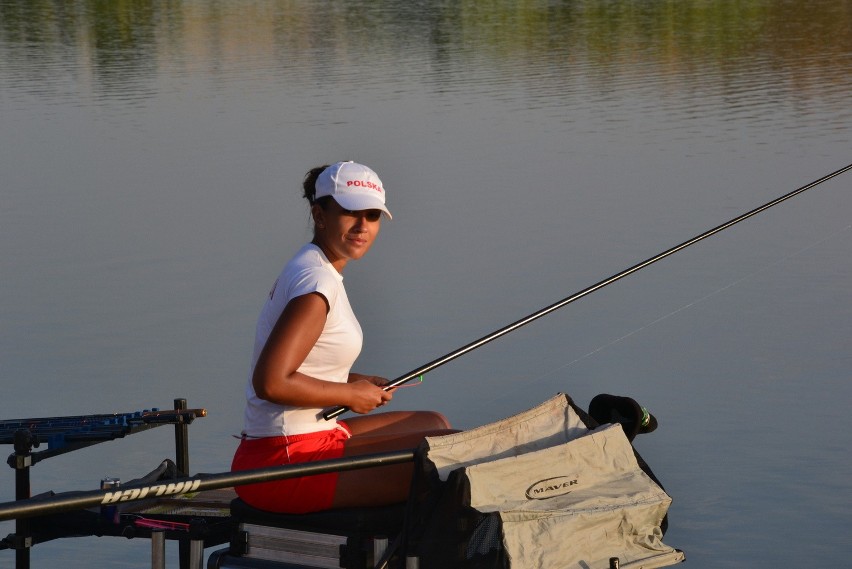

{"left": 346, "top": 379, "right": 393, "bottom": 414}
{"left": 348, "top": 373, "right": 390, "bottom": 388}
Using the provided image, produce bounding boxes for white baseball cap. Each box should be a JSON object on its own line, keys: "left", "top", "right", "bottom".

{"left": 315, "top": 161, "right": 392, "bottom": 219}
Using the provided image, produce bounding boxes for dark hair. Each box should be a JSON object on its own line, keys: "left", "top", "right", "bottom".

{"left": 303, "top": 165, "right": 333, "bottom": 209}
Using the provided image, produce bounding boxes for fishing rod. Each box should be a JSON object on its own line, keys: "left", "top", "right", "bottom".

{"left": 323, "top": 162, "right": 852, "bottom": 420}
{"left": 0, "top": 449, "right": 414, "bottom": 521}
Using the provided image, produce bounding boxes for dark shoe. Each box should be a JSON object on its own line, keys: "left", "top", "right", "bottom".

{"left": 588, "top": 394, "right": 658, "bottom": 442}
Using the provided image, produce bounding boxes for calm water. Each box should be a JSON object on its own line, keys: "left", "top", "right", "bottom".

{"left": 2, "top": 1, "right": 851, "bottom": 567}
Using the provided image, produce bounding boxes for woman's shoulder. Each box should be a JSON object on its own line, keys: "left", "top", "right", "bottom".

{"left": 278, "top": 244, "right": 341, "bottom": 300}
{"left": 289, "top": 242, "right": 321, "bottom": 264}
{"left": 285, "top": 244, "right": 335, "bottom": 277}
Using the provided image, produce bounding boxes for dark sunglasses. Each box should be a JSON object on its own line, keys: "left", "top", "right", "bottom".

{"left": 336, "top": 205, "right": 382, "bottom": 222}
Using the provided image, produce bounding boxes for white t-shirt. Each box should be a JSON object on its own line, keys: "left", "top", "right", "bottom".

{"left": 242, "top": 243, "right": 363, "bottom": 437}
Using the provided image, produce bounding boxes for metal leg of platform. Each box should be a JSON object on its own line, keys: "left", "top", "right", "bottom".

{"left": 152, "top": 530, "right": 166, "bottom": 569}
{"left": 12, "top": 429, "right": 33, "bottom": 569}
{"left": 189, "top": 539, "right": 204, "bottom": 569}
{"left": 173, "top": 398, "right": 190, "bottom": 477}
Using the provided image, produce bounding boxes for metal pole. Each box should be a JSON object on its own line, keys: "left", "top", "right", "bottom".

{"left": 13, "top": 430, "right": 33, "bottom": 569}
{"left": 173, "top": 398, "right": 190, "bottom": 569}
{"left": 174, "top": 398, "right": 189, "bottom": 477}
{"left": 0, "top": 449, "right": 415, "bottom": 521}
{"left": 151, "top": 530, "right": 166, "bottom": 569}
{"left": 189, "top": 540, "right": 204, "bottom": 569}
{"left": 373, "top": 536, "right": 388, "bottom": 567}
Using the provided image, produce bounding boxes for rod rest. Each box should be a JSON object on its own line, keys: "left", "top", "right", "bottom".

{"left": 230, "top": 498, "right": 406, "bottom": 536}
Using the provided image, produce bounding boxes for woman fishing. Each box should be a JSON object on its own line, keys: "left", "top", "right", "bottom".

{"left": 231, "top": 161, "right": 454, "bottom": 514}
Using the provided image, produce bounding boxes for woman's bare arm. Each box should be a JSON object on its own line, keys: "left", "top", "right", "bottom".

{"left": 251, "top": 293, "right": 391, "bottom": 413}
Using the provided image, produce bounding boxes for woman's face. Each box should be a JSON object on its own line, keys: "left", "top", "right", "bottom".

{"left": 312, "top": 199, "right": 382, "bottom": 271}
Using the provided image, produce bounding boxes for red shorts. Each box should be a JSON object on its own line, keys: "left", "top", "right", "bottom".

{"left": 231, "top": 422, "right": 351, "bottom": 514}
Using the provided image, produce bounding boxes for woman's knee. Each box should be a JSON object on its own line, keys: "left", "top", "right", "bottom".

{"left": 345, "top": 410, "right": 452, "bottom": 436}
{"left": 397, "top": 410, "right": 453, "bottom": 431}
{"left": 418, "top": 410, "right": 452, "bottom": 429}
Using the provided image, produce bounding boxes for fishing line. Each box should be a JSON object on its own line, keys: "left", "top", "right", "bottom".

{"left": 322, "top": 162, "right": 852, "bottom": 420}
{"left": 476, "top": 222, "right": 852, "bottom": 408}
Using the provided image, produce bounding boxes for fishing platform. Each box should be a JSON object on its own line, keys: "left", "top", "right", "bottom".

{"left": 1, "top": 394, "right": 685, "bottom": 569}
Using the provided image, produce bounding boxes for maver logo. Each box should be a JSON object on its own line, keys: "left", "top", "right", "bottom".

{"left": 525, "top": 476, "right": 578, "bottom": 500}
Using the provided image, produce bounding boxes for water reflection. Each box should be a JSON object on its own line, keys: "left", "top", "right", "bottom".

{"left": 2, "top": 0, "right": 850, "bottom": 112}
